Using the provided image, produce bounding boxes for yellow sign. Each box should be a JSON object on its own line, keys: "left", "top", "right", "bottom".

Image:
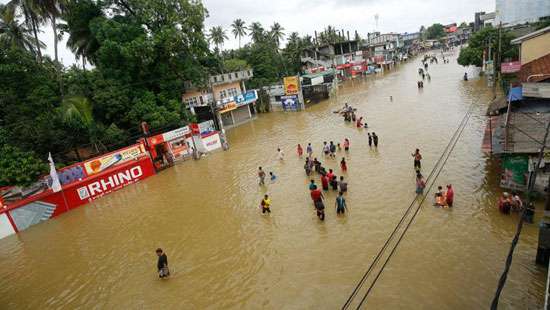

{"left": 83, "top": 144, "right": 145, "bottom": 175}
{"left": 219, "top": 102, "right": 237, "bottom": 114}
{"left": 283, "top": 76, "right": 299, "bottom": 95}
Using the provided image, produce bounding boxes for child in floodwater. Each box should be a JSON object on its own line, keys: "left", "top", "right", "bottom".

{"left": 340, "top": 157, "right": 347, "bottom": 172}
{"left": 156, "top": 248, "right": 170, "bottom": 278}
{"left": 434, "top": 186, "right": 446, "bottom": 207}
{"left": 261, "top": 194, "right": 271, "bottom": 214}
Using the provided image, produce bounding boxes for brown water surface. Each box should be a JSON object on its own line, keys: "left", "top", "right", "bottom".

{"left": 0, "top": 50, "right": 546, "bottom": 309}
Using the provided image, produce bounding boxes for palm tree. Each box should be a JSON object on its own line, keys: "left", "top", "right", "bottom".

{"left": 8, "top": 0, "right": 45, "bottom": 62}
{"left": 208, "top": 26, "right": 227, "bottom": 51}
{"left": 60, "top": 0, "right": 103, "bottom": 69}
{"left": 58, "top": 96, "right": 103, "bottom": 152}
{"left": 35, "top": 0, "right": 65, "bottom": 63}
{"left": 248, "top": 22, "right": 264, "bottom": 43}
{"left": 231, "top": 18, "right": 246, "bottom": 49}
{"left": 270, "top": 22, "right": 284, "bottom": 48}
{"left": 0, "top": 4, "right": 43, "bottom": 53}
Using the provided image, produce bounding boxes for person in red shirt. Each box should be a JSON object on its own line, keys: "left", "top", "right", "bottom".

{"left": 445, "top": 184, "right": 454, "bottom": 207}
{"left": 297, "top": 144, "right": 303, "bottom": 157}
{"left": 309, "top": 185, "right": 325, "bottom": 221}
{"left": 310, "top": 186, "right": 323, "bottom": 202}
{"left": 321, "top": 174, "right": 329, "bottom": 191}
{"left": 326, "top": 169, "right": 334, "bottom": 183}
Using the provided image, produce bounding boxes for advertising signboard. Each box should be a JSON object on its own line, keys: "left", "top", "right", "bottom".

{"left": 283, "top": 76, "right": 299, "bottom": 95}
{"left": 235, "top": 90, "right": 258, "bottom": 105}
{"left": 202, "top": 133, "right": 222, "bottom": 152}
{"left": 219, "top": 102, "right": 237, "bottom": 113}
{"left": 501, "top": 61, "right": 521, "bottom": 73}
{"left": 83, "top": 144, "right": 146, "bottom": 176}
{"left": 500, "top": 155, "right": 528, "bottom": 191}
{"left": 198, "top": 120, "right": 215, "bottom": 135}
{"left": 162, "top": 126, "right": 190, "bottom": 141}
{"left": 281, "top": 95, "right": 299, "bottom": 111}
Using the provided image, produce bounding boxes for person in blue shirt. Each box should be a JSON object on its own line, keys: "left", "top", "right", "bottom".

{"left": 309, "top": 179, "right": 316, "bottom": 191}
{"left": 269, "top": 171, "right": 276, "bottom": 181}
{"left": 335, "top": 192, "right": 347, "bottom": 215}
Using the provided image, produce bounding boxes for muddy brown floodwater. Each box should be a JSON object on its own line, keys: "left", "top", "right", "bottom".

{"left": 0, "top": 50, "right": 547, "bottom": 309}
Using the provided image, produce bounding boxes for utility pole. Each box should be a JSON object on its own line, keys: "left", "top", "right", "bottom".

{"left": 494, "top": 22, "right": 502, "bottom": 100}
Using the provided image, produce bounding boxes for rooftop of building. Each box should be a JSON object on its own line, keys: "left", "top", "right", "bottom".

{"left": 511, "top": 26, "right": 550, "bottom": 44}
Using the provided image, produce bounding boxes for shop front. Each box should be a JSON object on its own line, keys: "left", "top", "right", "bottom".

{"left": 146, "top": 126, "right": 194, "bottom": 170}
{"left": 217, "top": 90, "right": 258, "bottom": 128}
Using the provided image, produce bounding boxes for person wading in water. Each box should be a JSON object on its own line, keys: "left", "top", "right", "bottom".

{"left": 412, "top": 148, "right": 422, "bottom": 171}
{"left": 258, "top": 167, "right": 266, "bottom": 185}
{"left": 156, "top": 248, "right": 170, "bottom": 279}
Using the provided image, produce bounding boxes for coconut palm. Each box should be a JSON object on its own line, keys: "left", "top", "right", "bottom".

{"left": 35, "top": 0, "right": 65, "bottom": 63}
{"left": 60, "top": 0, "right": 103, "bottom": 68}
{"left": 231, "top": 18, "right": 246, "bottom": 49}
{"left": 270, "top": 22, "right": 284, "bottom": 48}
{"left": 248, "top": 22, "right": 264, "bottom": 43}
{"left": 8, "top": 0, "right": 45, "bottom": 62}
{"left": 0, "top": 4, "right": 43, "bottom": 53}
{"left": 58, "top": 96, "right": 103, "bottom": 152}
{"left": 208, "top": 26, "right": 227, "bottom": 52}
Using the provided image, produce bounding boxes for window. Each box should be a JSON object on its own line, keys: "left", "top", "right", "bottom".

{"left": 184, "top": 96, "right": 199, "bottom": 106}
{"left": 220, "top": 89, "right": 227, "bottom": 99}
{"left": 228, "top": 87, "right": 239, "bottom": 97}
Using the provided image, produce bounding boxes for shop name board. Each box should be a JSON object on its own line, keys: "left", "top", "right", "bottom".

{"left": 77, "top": 166, "right": 143, "bottom": 200}
{"left": 501, "top": 61, "right": 521, "bottom": 73}
{"left": 284, "top": 76, "right": 299, "bottom": 95}
{"left": 163, "top": 126, "right": 190, "bottom": 141}
{"left": 235, "top": 90, "right": 258, "bottom": 105}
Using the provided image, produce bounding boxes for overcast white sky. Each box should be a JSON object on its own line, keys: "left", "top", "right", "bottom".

{"left": 2, "top": 0, "right": 495, "bottom": 66}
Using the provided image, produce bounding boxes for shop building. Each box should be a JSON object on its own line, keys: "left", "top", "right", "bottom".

{"left": 182, "top": 69, "right": 258, "bottom": 130}
{"left": 483, "top": 26, "right": 550, "bottom": 194}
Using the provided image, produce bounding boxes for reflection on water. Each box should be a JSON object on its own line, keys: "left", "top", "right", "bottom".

{"left": 0, "top": 50, "right": 545, "bottom": 309}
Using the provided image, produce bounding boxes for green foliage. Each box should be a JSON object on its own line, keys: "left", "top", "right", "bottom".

{"left": 0, "top": 144, "right": 48, "bottom": 187}
{"left": 426, "top": 23, "right": 445, "bottom": 40}
{"left": 224, "top": 58, "right": 249, "bottom": 72}
{"left": 457, "top": 27, "right": 518, "bottom": 67}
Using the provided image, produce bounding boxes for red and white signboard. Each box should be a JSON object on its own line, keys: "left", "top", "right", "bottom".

{"left": 501, "top": 61, "right": 521, "bottom": 73}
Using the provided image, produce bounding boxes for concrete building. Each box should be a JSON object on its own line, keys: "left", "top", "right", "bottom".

{"left": 495, "top": 0, "right": 550, "bottom": 26}
{"left": 479, "top": 12, "right": 496, "bottom": 29}
{"left": 485, "top": 26, "right": 550, "bottom": 196}
{"left": 364, "top": 33, "right": 404, "bottom": 68}
{"left": 182, "top": 69, "right": 258, "bottom": 129}
{"left": 511, "top": 26, "right": 550, "bottom": 69}
{"left": 300, "top": 39, "right": 363, "bottom": 70}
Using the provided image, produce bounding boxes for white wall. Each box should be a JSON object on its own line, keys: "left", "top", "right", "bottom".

{"left": 0, "top": 213, "right": 16, "bottom": 240}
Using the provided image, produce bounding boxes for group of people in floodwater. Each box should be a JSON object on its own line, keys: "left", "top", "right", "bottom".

{"left": 411, "top": 148, "right": 454, "bottom": 208}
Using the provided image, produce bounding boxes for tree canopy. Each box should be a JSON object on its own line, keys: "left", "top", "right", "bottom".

{"left": 425, "top": 23, "right": 445, "bottom": 40}
{"left": 457, "top": 27, "right": 518, "bottom": 67}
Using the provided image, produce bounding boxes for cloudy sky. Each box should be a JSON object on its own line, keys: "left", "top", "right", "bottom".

{"left": 3, "top": 0, "right": 494, "bottom": 66}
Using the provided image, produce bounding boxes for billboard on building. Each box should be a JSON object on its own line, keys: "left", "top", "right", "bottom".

{"left": 283, "top": 76, "right": 299, "bottom": 95}
{"left": 281, "top": 95, "right": 299, "bottom": 111}
{"left": 83, "top": 144, "right": 146, "bottom": 176}
{"left": 501, "top": 61, "right": 521, "bottom": 73}
{"left": 500, "top": 155, "right": 528, "bottom": 191}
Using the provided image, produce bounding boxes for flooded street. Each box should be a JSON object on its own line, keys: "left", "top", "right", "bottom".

{"left": 0, "top": 50, "right": 546, "bottom": 309}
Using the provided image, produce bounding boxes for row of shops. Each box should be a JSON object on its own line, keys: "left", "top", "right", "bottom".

{"left": 0, "top": 122, "right": 226, "bottom": 240}
{"left": 482, "top": 26, "right": 550, "bottom": 196}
